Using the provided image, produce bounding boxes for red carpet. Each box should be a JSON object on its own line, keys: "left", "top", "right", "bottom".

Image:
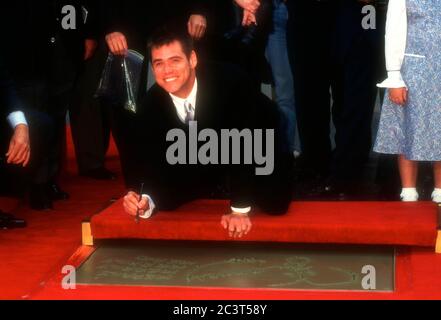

{"left": 0, "top": 128, "right": 125, "bottom": 299}
{"left": 1, "top": 127, "right": 441, "bottom": 300}
{"left": 91, "top": 199, "right": 438, "bottom": 247}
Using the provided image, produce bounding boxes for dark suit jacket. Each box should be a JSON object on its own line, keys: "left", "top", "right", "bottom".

{"left": 197, "top": 0, "right": 273, "bottom": 83}
{"left": 131, "top": 62, "right": 283, "bottom": 211}
{"left": 0, "top": 59, "right": 22, "bottom": 130}
{"left": 99, "top": 0, "right": 207, "bottom": 53}
{"left": 3, "top": 0, "right": 97, "bottom": 86}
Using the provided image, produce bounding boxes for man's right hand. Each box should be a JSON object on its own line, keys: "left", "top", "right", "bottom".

{"left": 105, "top": 32, "right": 128, "bottom": 56}
{"left": 123, "top": 191, "right": 149, "bottom": 216}
{"left": 6, "top": 124, "right": 30, "bottom": 167}
{"left": 389, "top": 87, "right": 408, "bottom": 106}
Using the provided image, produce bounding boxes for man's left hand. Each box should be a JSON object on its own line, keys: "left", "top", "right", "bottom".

{"left": 221, "top": 213, "right": 252, "bottom": 238}
{"left": 6, "top": 124, "right": 30, "bottom": 167}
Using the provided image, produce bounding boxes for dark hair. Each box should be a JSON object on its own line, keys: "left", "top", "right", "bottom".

{"left": 147, "top": 25, "right": 194, "bottom": 61}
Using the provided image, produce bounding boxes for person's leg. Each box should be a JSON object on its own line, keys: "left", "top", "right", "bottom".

{"left": 42, "top": 82, "right": 72, "bottom": 202}
{"left": 107, "top": 102, "right": 143, "bottom": 189}
{"left": 70, "top": 42, "right": 111, "bottom": 177}
{"left": 431, "top": 161, "right": 441, "bottom": 202}
{"left": 252, "top": 96, "right": 293, "bottom": 215}
{"left": 398, "top": 155, "right": 419, "bottom": 201}
{"left": 376, "top": 154, "right": 401, "bottom": 200}
{"left": 399, "top": 155, "right": 418, "bottom": 187}
{"left": 265, "top": 0, "right": 297, "bottom": 154}
{"left": 433, "top": 162, "right": 441, "bottom": 188}
{"left": 330, "top": 2, "right": 380, "bottom": 193}
{"left": 286, "top": 0, "right": 333, "bottom": 178}
{"left": 26, "top": 110, "right": 55, "bottom": 209}
{"left": 14, "top": 83, "right": 56, "bottom": 208}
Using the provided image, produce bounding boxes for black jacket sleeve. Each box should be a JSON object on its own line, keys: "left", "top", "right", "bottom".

{"left": 0, "top": 59, "right": 23, "bottom": 120}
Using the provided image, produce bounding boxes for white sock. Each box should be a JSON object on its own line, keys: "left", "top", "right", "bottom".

{"left": 431, "top": 188, "right": 441, "bottom": 203}
{"left": 400, "top": 188, "right": 418, "bottom": 202}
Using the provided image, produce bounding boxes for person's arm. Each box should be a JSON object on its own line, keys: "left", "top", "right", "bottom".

{"left": 123, "top": 191, "right": 156, "bottom": 219}
{"left": 6, "top": 123, "right": 30, "bottom": 167}
{"left": 234, "top": 0, "right": 260, "bottom": 14}
{"left": 188, "top": 15, "right": 207, "bottom": 40}
{"left": 1, "top": 65, "right": 30, "bottom": 167}
{"left": 97, "top": 0, "right": 128, "bottom": 55}
{"left": 81, "top": 0, "right": 99, "bottom": 60}
{"left": 377, "top": 0, "right": 407, "bottom": 89}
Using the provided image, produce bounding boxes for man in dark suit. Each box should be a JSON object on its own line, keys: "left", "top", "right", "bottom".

{"left": 199, "top": 0, "right": 272, "bottom": 87}
{"left": 0, "top": 55, "right": 50, "bottom": 221}
{"left": 123, "top": 26, "right": 291, "bottom": 238}
{"left": 4, "top": 1, "right": 98, "bottom": 209}
{"left": 79, "top": 0, "right": 208, "bottom": 186}
{"left": 1, "top": 59, "right": 44, "bottom": 226}
{"left": 286, "top": 0, "right": 383, "bottom": 197}
{"left": 1, "top": 62, "right": 31, "bottom": 190}
{"left": 0, "top": 68, "right": 28, "bottom": 228}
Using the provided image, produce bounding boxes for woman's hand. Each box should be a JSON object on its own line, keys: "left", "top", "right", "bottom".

{"left": 389, "top": 87, "right": 408, "bottom": 106}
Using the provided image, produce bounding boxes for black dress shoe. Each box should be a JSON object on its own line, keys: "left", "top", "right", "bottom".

{"left": 80, "top": 167, "right": 116, "bottom": 180}
{"left": 30, "top": 184, "right": 53, "bottom": 210}
{"left": 304, "top": 178, "right": 348, "bottom": 201}
{"left": 49, "top": 183, "right": 69, "bottom": 200}
{"left": 319, "top": 183, "right": 348, "bottom": 200}
{"left": 0, "top": 211, "right": 27, "bottom": 229}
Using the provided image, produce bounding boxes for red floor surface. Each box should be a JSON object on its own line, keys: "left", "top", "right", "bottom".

{"left": 1, "top": 128, "right": 441, "bottom": 300}
{"left": 91, "top": 199, "right": 438, "bottom": 246}
{"left": 0, "top": 128, "right": 125, "bottom": 299}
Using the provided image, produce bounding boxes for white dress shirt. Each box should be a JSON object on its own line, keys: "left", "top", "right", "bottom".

{"left": 139, "top": 78, "right": 251, "bottom": 219}
{"left": 377, "top": 0, "right": 408, "bottom": 89}
{"left": 169, "top": 78, "right": 198, "bottom": 123}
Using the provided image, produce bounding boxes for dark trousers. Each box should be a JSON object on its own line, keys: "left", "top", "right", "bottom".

{"left": 0, "top": 110, "right": 52, "bottom": 195}
{"left": 287, "top": 0, "right": 333, "bottom": 176}
{"left": 107, "top": 103, "right": 142, "bottom": 188}
{"left": 16, "top": 80, "right": 73, "bottom": 184}
{"left": 70, "top": 42, "right": 111, "bottom": 173}
{"left": 287, "top": 0, "right": 380, "bottom": 183}
{"left": 330, "top": 35, "right": 379, "bottom": 182}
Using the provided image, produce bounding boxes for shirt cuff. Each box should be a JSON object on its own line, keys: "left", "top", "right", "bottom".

{"left": 7, "top": 111, "right": 27, "bottom": 129}
{"left": 230, "top": 206, "right": 251, "bottom": 215}
{"left": 138, "top": 194, "right": 156, "bottom": 219}
{"left": 377, "top": 71, "right": 407, "bottom": 89}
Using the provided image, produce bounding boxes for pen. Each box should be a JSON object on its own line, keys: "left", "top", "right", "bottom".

{"left": 135, "top": 182, "right": 144, "bottom": 224}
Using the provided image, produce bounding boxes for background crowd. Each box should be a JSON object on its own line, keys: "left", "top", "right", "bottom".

{"left": 2, "top": 0, "right": 440, "bottom": 227}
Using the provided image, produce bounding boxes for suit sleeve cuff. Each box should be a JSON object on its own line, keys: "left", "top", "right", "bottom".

{"left": 230, "top": 206, "right": 251, "bottom": 215}
{"left": 7, "top": 111, "right": 28, "bottom": 129}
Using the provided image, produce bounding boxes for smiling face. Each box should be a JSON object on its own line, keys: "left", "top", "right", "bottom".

{"left": 151, "top": 40, "right": 198, "bottom": 98}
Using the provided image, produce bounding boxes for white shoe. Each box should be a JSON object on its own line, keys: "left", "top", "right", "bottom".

{"left": 400, "top": 189, "right": 419, "bottom": 202}
{"left": 431, "top": 189, "right": 441, "bottom": 203}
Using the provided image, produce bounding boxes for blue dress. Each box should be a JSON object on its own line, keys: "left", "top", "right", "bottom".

{"left": 374, "top": 0, "right": 441, "bottom": 161}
